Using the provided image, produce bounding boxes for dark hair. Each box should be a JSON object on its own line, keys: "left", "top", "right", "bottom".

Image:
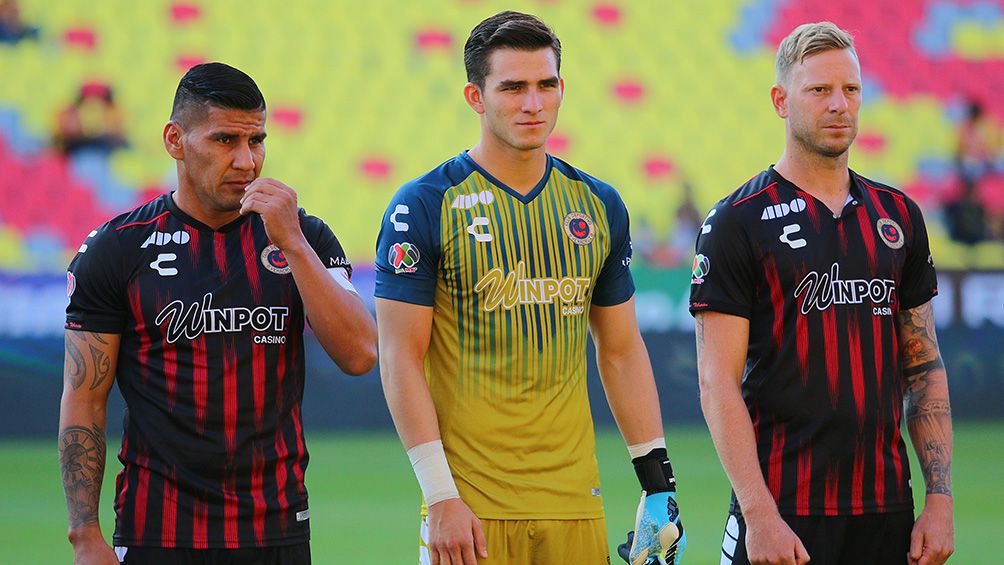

{"left": 170, "top": 62, "right": 265, "bottom": 126}
{"left": 464, "top": 11, "right": 561, "bottom": 88}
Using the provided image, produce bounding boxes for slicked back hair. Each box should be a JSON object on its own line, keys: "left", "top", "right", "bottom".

{"left": 775, "top": 22, "right": 857, "bottom": 86}
{"left": 464, "top": 11, "right": 561, "bottom": 89}
{"left": 171, "top": 62, "right": 266, "bottom": 127}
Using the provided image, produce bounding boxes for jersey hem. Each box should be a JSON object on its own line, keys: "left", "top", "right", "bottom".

{"left": 469, "top": 510, "right": 606, "bottom": 520}
{"left": 730, "top": 501, "right": 914, "bottom": 517}
{"left": 111, "top": 532, "right": 310, "bottom": 549}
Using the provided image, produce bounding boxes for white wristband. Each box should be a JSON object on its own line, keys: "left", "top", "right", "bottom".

{"left": 627, "top": 437, "right": 666, "bottom": 459}
{"left": 407, "top": 440, "right": 460, "bottom": 506}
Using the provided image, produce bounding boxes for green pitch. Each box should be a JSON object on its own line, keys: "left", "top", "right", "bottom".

{"left": 2, "top": 424, "right": 1000, "bottom": 564}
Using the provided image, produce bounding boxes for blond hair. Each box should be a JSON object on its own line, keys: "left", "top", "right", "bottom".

{"left": 775, "top": 22, "right": 856, "bottom": 85}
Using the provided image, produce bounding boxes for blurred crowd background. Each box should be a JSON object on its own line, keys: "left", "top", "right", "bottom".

{"left": 1, "top": 0, "right": 1002, "bottom": 426}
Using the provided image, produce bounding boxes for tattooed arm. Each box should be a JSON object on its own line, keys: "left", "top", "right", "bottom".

{"left": 897, "top": 301, "right": 954, "bottom": 565}
{"left": 59, "top": 330, "right": 120, "bottom": 565}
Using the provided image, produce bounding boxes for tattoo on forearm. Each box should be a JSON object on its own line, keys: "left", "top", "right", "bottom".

{"left": 59, "top": 423, "right": 106, "bottom": 528}
{"left": 898, "top": 302, "right": 953, "bottom": 496}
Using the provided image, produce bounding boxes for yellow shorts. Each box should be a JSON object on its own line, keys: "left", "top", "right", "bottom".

{"left": 419, "top": 511, "right": 609, "bottom": 565}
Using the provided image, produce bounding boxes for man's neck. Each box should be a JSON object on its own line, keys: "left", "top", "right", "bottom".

{"left": 172, "top": 188, "right": 239, "bottom": 230}
{"left": 467, "top": 139, "right": 548, "bottom": 195}
{"left": 774, "top": 143, "right": 852, "bottom": 214}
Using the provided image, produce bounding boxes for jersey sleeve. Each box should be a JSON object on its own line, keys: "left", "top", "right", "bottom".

{"left": 898, "top": 199, "right": 939, "bottom": 310}
{"left": 374, "top": 182, "right": 442, "bottom": 306}
{"left": 591, "top": 187, "right": 635, "bottom": 306}
{"left": 688, "top": 203, "right": 758, "bottom": 319}
{"left": 300, "top": 211, "right": 353, "bottom": 278}
{"left": 65, "top": 225, "right": 130, "bottom": 333}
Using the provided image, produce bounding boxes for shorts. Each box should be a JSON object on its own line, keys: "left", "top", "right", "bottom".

{"left": 419, "top": 512, "right": 609, "bottom": 565}
{"left": 719, "top": 509, "right": 913, "bottom": 565}
{"left": 114, "top": 542, "right": 310, "bottom": 565}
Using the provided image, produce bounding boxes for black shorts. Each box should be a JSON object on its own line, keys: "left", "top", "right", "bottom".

{"left": 115, "top": 542, "right": 310, "bottom": 565}
{"left": 719, "top": 510, "right": 913, "bottom": 565}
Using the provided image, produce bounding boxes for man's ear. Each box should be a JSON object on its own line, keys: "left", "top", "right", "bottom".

{"left": 464, "top": 82, "right": 485, "bottom": 115}
{"left": 164, "top": 121, "right": 184, "bottom": 159}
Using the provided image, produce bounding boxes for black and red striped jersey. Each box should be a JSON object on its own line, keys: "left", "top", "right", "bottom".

{"left": 689, "top": 167, "right": 938, "bottom": 516}
{"left": 65, "top": 193, "right": 351, "bottom": 548}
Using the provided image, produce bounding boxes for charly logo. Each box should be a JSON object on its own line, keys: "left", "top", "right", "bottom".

{"left": 390, "top": 204, "right": 410, "bottom": 232}
{"left": 876, "top": 218, "right": 904, "bottom": 249}
{"left": 563, "top": 212, "right": 595, "bottom": 245}
{"left": 155, "top": 293, "right": 289, "bottom": 343}
{"left": 700, "top": 209, "right": 716, "bottom": 235}
{"left": 261, "top": 244, "right": 291, "bottom": 274}
{"left": 794, "top": 262, "right": 896, "bottom": 316}
{"left": 389, "top": 242, "right": 420, "bottom": 273}
{"left": 691, "top": 254, "right": 710, "bottom": 284}
{"left": 779, "top": 224, "right": 807, "bottom": 249}
{"left": 474, "top": 261, "right": 590, "bottom": 315}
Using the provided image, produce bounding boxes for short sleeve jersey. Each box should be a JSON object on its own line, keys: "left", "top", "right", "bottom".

{"left": 375, "top": 152, "right": 634, "bottom": 519}
{"left": 66, "top": 193, "right": 351, "bottom": 548}
{"left": 690, "top": 167, "right": 938, "bottom": 516}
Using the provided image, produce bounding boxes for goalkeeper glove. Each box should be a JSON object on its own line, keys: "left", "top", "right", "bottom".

{"left": 618, "top": 448, "right": 686, "bottom": 565}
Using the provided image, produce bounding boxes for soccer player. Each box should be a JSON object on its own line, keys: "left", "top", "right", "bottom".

{"left": 691, "top": 22, "right": 954, "bottom": 565}
{"left": 59, "top": 62, "right": 377, "bottom": 564}
{"left": 375, "top": 11, "right": 684, "bottom": 565}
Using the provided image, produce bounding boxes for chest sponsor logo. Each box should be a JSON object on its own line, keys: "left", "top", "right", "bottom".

{"left": 261, "top": 244, "right": 291, "bottom": 274}
{"left": 329, "top": 256, "right": 349, "bottom": 267}
{"left": 390, "top": 204, "right": 410, "bottom": 232}
{"left": 700, "top": 208, "right": 716, "bottom": 235}
{"left": 761, "top": 197, "right": 807, "bottom": 221}
{"left": 155, "top": 293, "right": 289, "bottom": 343}
{"left": 141, "top": 230, "right": 191, "bottom": 249}
{"left": 451, "top": 190, "right": 495, "bottom": 209}
{"left": 691, "top": 254, "right": 710, "bottom": 284}
{"left": 877, "top": 218, "right": 905, "bottom": 249}
{"left": 779, "top": 224, "right": 807, "bottom": 249}
{"left": 467, "top": 217, "right": 493, "bottom": 243}
{"left": 474, "top": 261, "right": 590, "bottom": 315}
{"left": 794, "top": 262, "right": 896, "bottom": 316}
{"left": 389, "top": 242, "right": 420, "bottom": 273}
{"left": 563, "top": 212, "right": 595, "bottom": 245}
{"left": 150, "top": 253, "right": 178, "bottom": 276}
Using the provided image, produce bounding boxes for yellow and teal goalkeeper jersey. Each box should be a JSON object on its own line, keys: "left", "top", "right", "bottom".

{"left": 375, "top": 152, "right": 635, "bottom": 519}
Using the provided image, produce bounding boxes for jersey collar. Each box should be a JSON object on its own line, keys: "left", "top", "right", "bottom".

{"left": 767, "top": 165, "right": 866, "bottom": 203}
{"left": 459, "top": 150, "right": 553, "bottom": 204}
{"left": 165, "top": 191, "right": 249, "bottom": 233}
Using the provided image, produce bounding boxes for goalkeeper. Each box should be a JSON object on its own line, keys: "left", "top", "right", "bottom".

{"left": 374, "top": 11, "right": 686, "bottom": 564}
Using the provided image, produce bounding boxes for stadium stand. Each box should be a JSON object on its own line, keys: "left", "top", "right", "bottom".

{"left": 1, "top": 0, "right": 1003, "bottom": 273}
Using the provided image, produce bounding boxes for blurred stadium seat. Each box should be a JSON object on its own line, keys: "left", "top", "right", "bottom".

{"left": 1, "top": 0, "right": 1003, "bottom": 272}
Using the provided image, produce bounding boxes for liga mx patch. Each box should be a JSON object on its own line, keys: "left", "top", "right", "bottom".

{"left": 389, "top": 242, "right": 420, "bottom": 273}
{"left": 876, "top": 218, "right": 904, "bottom": 249}
{"left": 66, "top": 271, "right": 76, "bottom": 298}
{"left": 691, "top": 254, "right": 710, "bottom": 284}
{"left": 563, "top": 212, "right": 595, "bottom": 245}
{"left": 261, "top": 244, "right": 292, "bottom": 274}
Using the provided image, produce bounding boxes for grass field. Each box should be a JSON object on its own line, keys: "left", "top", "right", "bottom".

{"left": 2, "top": 423, "right": 1001, "bottom": 564}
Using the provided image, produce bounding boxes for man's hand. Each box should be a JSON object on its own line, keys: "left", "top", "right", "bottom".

{"left": 239, "top": 178, "right": 306, "bottom": 251}
{"left": 744, "top": 509, "right": 809, "bottom": 565}
{"left": 909, "top": 494, "right": 954, "bottom": 565}
{"left": 622, "top": 491, "right": 686, "bottom": 565}
{"left": 426, "top": 498, "right": 487, "bottom": 565}
{"left": 70, "top": 530, "right": 118, "bottom": 565}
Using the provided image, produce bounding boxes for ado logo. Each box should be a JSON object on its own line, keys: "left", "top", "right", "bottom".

{"left": 141, "top": 230, "right": 191, "bottom": 249}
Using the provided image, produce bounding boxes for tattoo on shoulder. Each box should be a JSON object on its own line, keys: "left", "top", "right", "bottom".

{"left": 59, "top": 423, "right": 106, "bottom": 529}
